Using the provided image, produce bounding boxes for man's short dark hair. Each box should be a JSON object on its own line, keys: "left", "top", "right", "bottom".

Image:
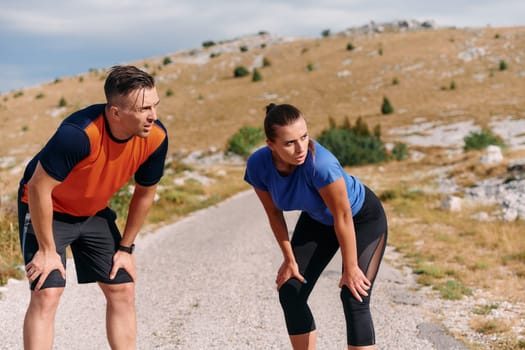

{"left": 104, "top": 65, "right": 155, "bottom": 103}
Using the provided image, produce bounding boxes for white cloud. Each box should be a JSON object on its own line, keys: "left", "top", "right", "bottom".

{"left": 0, "top": 0, "right": 523, "bottom": 92}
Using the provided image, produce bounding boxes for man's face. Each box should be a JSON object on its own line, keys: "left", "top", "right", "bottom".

{"left": 115, "top": 87, "right": 160, "bottom": 139}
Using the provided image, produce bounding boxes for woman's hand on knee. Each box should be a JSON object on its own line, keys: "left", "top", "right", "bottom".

{"left": 276, "top": 260, "right": 306, "bottom": 290}
{"left": 339, "top": 265, "right": 370, "bottom": 302}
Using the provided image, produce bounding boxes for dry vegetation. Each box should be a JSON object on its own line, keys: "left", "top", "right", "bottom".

{"left": 1, "top": 24, "right": 524, "bottom": 349}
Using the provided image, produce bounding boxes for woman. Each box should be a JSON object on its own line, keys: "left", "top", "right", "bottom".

{"left": 244, "top": 103, "right": 388, "bottom": 350}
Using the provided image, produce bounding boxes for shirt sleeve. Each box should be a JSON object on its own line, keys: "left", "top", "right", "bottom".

{"left": 39, "top": 124, "right": 90, "bottom": 181}
{"left": 134, "top": 134, "right": 168, "bottom": 186}
{"left": 244, "top": 149, "right": 269, "bottom": 191}
{"left": 310, "top": 144, "right": 344, "bottom": 190}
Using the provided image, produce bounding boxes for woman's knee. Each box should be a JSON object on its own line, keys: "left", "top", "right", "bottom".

{"left": 279, "top": 279, "right": 306, "bottom": 308}
{"left": 340, "top": 285, "right": 371, "bottom": 313}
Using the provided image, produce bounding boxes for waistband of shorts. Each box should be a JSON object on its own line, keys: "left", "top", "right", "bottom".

{"left": 52, "top": 208, "right": 111, "bottom": 224}
{"left": 53, "top": 211, "right": 91, "bottom": 223}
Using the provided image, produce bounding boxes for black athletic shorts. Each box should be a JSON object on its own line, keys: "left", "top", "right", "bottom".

{"left": 18, "top": 201, "right": 133, "bottom": 290}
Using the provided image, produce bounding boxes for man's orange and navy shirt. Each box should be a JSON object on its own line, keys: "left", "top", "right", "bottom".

{"left": 19, "top": 104, "right": 168, "bottom": 217}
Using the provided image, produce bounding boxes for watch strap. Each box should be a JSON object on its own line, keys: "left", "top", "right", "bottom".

{"left": 118, "top": 243, "right": 135, "bottom": 254}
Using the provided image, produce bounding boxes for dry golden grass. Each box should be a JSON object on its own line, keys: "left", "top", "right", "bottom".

{"left": 2, "top": 27, "right": 524, "bottom": 172}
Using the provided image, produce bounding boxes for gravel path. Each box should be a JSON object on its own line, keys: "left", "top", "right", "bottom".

{"left": 0, "top": 191, "right": 467, "bottom": 349}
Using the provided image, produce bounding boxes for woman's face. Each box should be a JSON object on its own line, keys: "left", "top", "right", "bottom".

{"left": 267, "top": 117, "right": 309, "bottom": 167}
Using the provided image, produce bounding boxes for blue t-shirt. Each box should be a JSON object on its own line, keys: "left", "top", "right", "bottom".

{"left": 244, "top": 140, "right": 365, "bottom": 225}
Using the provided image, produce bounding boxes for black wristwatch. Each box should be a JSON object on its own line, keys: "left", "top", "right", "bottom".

{"left": 118, "top": 243, "right": 135, "bottom": 254}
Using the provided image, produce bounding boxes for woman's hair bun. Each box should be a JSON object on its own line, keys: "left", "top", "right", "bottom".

{"left": 265, "top": 103, "right": 277, "bottom": 115}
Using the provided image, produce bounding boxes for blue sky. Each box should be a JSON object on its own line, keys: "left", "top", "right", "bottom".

{"left": 1, "top": 0, "right": 523, "bottom": 93}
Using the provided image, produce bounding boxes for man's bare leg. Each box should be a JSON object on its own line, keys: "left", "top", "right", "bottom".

{"left": 99, "top": 282, "right": 136, "bottom": 350}
{"left": 23, "top": 287, "right": 64, "bottom": 350}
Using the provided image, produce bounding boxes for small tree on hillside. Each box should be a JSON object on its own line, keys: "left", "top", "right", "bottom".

{"left": 252, "top": 68, "right": 262, "bottom": 82}
{"left": 499, "top": 60, "right": 508, "bottom": 71}
{"left": 381, "top": 96, "right": 394, "bottom": 115}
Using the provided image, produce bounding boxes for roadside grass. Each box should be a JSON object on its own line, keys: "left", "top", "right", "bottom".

{"left": 0, "top": 210, "right": 24, "bottom": 285}
{"left": 381, "top": 175, "right": 525, "bottom": 301}
{"left": 371, "top": 147, "right": 525, "bottom": 349}
{"left": 146, "top": 164, "right": 249, "bottom": 228}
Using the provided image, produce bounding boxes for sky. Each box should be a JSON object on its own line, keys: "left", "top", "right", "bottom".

{"left": 1, "top": 0, "right": 523, "bottom": 93}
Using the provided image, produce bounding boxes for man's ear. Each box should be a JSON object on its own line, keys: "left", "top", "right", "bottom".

{"left": 107, "top": 105, "right": 120, "bottom": 120}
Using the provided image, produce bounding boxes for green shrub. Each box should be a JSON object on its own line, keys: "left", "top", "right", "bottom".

{"left": 35, "top": 92, "right": 45, "bottom": 99}
{"left": 321, "top": 29, "right": 331, "bottom": 37}
{"left": 499, "top": 59, "right": 508, "bottom": 71}
{"left": 392, "top": 77, "right": 399, "bottom": 85}
{"left": 58, "top": 97, "right": 67, "bottom": 107}
{"left": 392, "top": 142, "right": 409, "bottom": 161}
{"left": 202, "top": 40, "right": 216, "bottom": 48}
{"left": 252, "top": 68, "right": 262, "bottom": 82}
{"left": 317, "top": 117, "right": 387, "bottom": 166}
{"left": 306, "top": 63, "right": 315, "bottom": 72}
{"left": 163, "top": 57, "right": 172, "bottom": 65}
{"left": 464, "top": 129, "right": 505, "bottom": 151}
{"left": 381, "top": 96, "right": 394, "bottom": 114}
{"left": 239, "top": 45, "right": 248, "bottom": 52}
{"left": 226, "top": 126, "right": 264, "bottom": 158}
{"left": 346, "top": 43, "right": 355, "bottom": 51}
{"left": 166, "top": 88, "right": 174, "bottom": 97}
{"left": 233, "top": 66, "right": 250, "bottom": 78}
{"left": 262, "top": 57, "right": 271, "bottom": 67}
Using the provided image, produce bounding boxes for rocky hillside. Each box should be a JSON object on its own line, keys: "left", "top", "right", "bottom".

{"left": 0, "top": 21, "right": 524, "bottom": 200}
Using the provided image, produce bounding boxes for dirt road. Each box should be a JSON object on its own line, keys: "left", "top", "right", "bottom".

{"left": 0, "top": 191, "right": 466, "bottom": 349}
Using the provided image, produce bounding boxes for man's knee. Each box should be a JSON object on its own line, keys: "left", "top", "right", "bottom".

{"left": 100, "top": 282, "right": 135, "bottom": 305}
{"left": 29, "top": 288, "right": 64, "bottom": 313}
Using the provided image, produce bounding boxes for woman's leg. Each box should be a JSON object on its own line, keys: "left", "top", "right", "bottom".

{"left": 341, "top": 187, "right": 388, "bottom": 349}
{"left": 279, "top": 212, "right": 340, "bottom": 349}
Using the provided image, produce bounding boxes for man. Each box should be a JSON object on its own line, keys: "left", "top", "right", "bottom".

{"left": 17, "top": 65, "right": 168, "bottom": 349}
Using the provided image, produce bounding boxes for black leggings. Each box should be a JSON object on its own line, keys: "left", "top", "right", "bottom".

{"left": 278, "top": 186, "right": 388, "bottom": 346}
